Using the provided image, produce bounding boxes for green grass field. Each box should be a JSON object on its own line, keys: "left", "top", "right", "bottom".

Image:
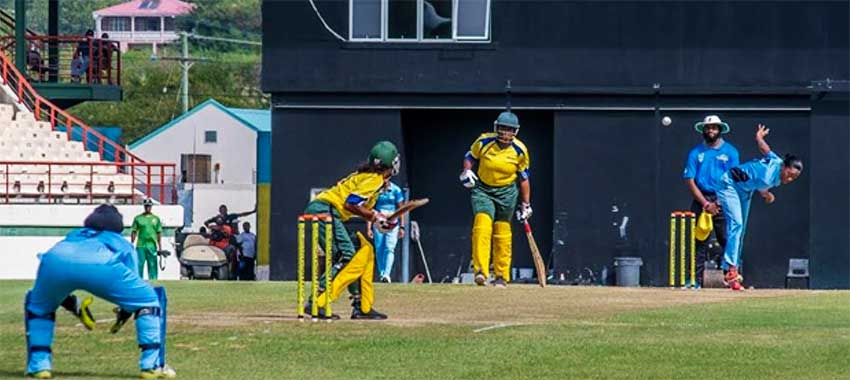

{"left": 0, "top": 281, "right": 848, "bottom": 380}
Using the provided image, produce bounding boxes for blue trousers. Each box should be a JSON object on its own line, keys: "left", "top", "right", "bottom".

{"left": 716, "top": 176, "right": 752, "bottom": 271}
{"left": 25, "top": 250, "right": 163, "bottom": 373}
{"left": 373, "top": 225, "right": 399, "bottom": 279}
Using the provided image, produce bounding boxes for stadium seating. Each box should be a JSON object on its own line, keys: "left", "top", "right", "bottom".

{"left": 0, "top": 104, "right": 137, "bottom": 203}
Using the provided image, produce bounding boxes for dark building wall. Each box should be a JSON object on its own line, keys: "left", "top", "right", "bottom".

{"left": 402, "top": 110, "right": 554, "bottom": 281}
{"left": 554, "top": 110, "right": 811, "bottom": 287}
{"left": 263, "top": 0, "right": 848, "bottom": 94}
{"left": 264, "top": 0, "right": 849, "bottom": 287}
{"left": 809, "top": 91, "right": 850, "bottom": 289}
{"left": 270, "top": 104, "right": 820, "bottom": 287}
{"left": 270, "top": 109, "right": 406, "bottom": 279}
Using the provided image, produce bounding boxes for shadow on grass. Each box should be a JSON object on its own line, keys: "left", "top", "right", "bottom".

{"left": 1, "top": 369, "right": 137, "bottom": 379}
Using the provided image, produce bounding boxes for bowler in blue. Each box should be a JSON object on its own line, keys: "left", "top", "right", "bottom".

{"left": 716, "top": 125, "right": 803, "bottom": 291}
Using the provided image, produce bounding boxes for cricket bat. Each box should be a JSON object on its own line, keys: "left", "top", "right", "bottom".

{"left": 523, "top": 221, "right": 547, "bottom": 287}
{"left": 386, "top": 198, "right": 429, "bottom": 221}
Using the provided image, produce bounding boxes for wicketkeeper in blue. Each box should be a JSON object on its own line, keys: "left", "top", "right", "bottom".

{"left": 24, "top": 204, "right": 174, "bottom": 379}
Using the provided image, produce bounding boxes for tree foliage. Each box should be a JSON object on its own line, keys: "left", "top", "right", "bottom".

{"left": 70, "top": 49, "right": 267, "bottom": 144}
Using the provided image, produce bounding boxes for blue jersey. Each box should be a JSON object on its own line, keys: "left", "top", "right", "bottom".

{"left": 730, "top": 151, "right": 784, "bottom": 192}
{"left": 44, "top": 228, "right": 138, "bottom": 270}
{"left": 683, "top": 140, "right": 740, "bottom": 192}
{"left": 374, "top": 182, "right": 405, "bottom": 213}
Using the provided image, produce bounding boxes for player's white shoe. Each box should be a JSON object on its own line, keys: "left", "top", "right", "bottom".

{"left": 140, "top": 365, "right": 176, "bottom": 379}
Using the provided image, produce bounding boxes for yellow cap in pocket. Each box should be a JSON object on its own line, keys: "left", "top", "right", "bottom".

{"left": 695, "top": 211, "right": 713, "bottom": 241}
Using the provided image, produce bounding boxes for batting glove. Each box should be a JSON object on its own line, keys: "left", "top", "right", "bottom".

{"left": 373, "top": 213, "right": 397, "bottom": 233}
{"left": 459, "top": 169, "right": 478, "bottom": 189}
{"left": 516, "top": 202, "right": 533, "bottom": 222}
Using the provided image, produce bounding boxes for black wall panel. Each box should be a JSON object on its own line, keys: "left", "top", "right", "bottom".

{"left": 810, "top": 93, "right": 850, "bottom": 289}
{"left": 263, "top": 1, "right": 848, "bottom": 93}
{"left": 554, "top": 111, "right": 810, "bottom": 287}
{"left": 269, "top": 109, "right": 405, "bottom": 280}
{"left": 402, "top": 110, "right": 553, "bottom": 282}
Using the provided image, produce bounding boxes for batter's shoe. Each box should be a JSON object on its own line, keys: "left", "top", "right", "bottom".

{"left": 474, "top": 272, "right": 487, "bottom": 286}
{"left": 351, "top": 307, "right": 388, "bottom": 320}
{"left": 493, "top": 277, "right": 507, "bottom": 288}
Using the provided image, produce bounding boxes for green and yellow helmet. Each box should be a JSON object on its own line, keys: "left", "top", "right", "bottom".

{"left": 494, "top": 111, "right": 520, "bottom": 131}
{"left": 369, "top": 141, "right": 401, "bottom": 175}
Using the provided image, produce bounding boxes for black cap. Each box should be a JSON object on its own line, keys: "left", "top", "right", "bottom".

{"left": 83, "top": 204, "right": 124, "bottom": 233}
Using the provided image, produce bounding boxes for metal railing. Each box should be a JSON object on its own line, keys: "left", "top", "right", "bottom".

{"left": 0, "top": 161, "right": 176, "bottom": 204}
{"left": 0, "top": 50, "right": 176, "bottom": 204}
{"left": 1, "top": 35, "right": 122, "bottom": 85}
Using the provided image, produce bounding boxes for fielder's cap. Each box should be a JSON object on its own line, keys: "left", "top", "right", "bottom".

{"left": 84, "top": 204, "right": 124, "bottom": 233}
{"left": 694, "top": 115, "right": 730, "bottom": 134}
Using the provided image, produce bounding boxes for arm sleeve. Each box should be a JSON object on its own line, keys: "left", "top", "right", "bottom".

{"left": 155, "top": 217, "right": 163, "bottom": 234}
{"left": 766, "top": 151, "right": 781, "bottom": 161}
{"left": 396, "top": 185, "right": 406, "bottom": 202}
{"left": 468, "top": 138, "right": 482, "bottom": 160}
{"left": 346, "top": 175, "right": 385, "bottom": 205}
{"left": 517, "top": 148, "right": 531, "bottom": 180}
{"left": 683, "top": 149, "right": 697, "bottom": 179}
{"left": 130, "top": 217, "right": 139, "bottom": 233}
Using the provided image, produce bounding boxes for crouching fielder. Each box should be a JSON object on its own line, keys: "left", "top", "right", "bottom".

{"left": 24, "top": 204, "right": 174, "bottom": 379}
{"left": 460, "top": 111, "right": 532, "bottom": 288}
{"left": 717, "top": 125, "right": 803, "bottom": 290}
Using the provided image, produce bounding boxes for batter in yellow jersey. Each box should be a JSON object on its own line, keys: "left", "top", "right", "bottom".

{"left": 305, "top": 141, "right": 401, "bottom": 320}
{"left": 460, "top": 111, "right": 533, "bottom": 287}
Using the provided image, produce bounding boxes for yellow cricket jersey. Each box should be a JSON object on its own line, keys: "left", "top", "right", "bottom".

{"left": 466, "top": 133, "right": 530, "bottom": 187}
{"left": 316, "top": 171, "right": 385, "bottom": 221}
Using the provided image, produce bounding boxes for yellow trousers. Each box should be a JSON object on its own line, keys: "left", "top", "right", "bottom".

{"left": 471, "top": 213, "right": 513, "bottom": 281}
{"left": 316, "top": 232, "right": 375, "bottom": 313}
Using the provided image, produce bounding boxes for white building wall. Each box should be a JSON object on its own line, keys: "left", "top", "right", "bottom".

{"left": 0, "top": 204, "right": 184, "bottom": 280}
{"left": 130, "top": 105, "right": 258, "bottom": 186}
{"left": 130, "top": 104, "right": 259, "bottom": 233}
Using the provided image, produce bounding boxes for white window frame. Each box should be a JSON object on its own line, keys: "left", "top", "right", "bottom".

{"left": 452, "top": 0, "right": 490, "bottom": 41}
{"left": 349, "top": 0, "right": 385, "bottom": 41}
{"left": 349, "top": 0, "right": 490, "bottom": 43}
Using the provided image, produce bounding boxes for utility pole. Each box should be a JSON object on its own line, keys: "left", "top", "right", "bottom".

{"left": 154, "top": 32, "right": 260, "bottom": 113}
{"left": 180, "top": 32, "right": 190, "bottom": 113}
{"left": 155, "top": 32, "right": 202, "bottom": 113}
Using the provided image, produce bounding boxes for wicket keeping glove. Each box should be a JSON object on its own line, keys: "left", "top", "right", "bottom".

{"left": 110, "top": 307, "right": 133, "bottom": 334}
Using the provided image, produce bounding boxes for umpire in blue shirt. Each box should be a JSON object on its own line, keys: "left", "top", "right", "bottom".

{"left": 683, "top": 115, "right": 740, "bottom": 287}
